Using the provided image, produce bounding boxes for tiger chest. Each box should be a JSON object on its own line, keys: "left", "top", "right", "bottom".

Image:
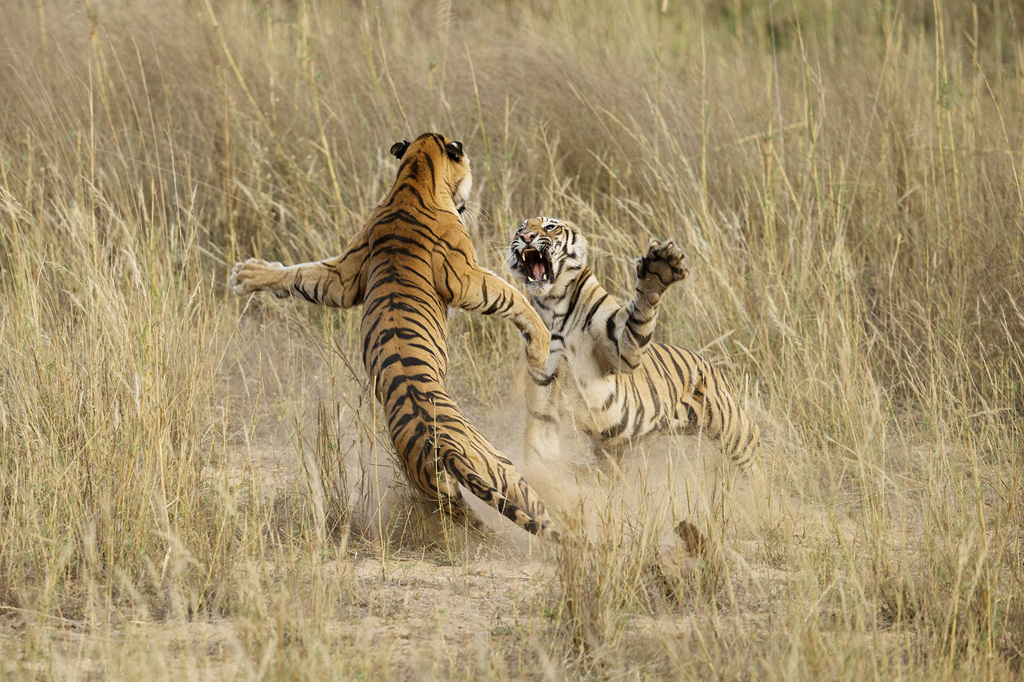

{"left": 563, "top": 338, "right": 621, "bottom": 434}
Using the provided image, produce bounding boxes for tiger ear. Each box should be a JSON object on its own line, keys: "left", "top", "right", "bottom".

{"left": 389, "top": 140, "right": 410, "bottom": 159}
{"left": 445, "top": 140, "right": 464, "bottom": 163}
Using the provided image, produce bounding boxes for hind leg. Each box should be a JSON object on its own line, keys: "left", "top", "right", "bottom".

{"left": 523, "top": 348, "right": 565, "bottom": 467}
{"left": 669, "top": 396, "right": 705, "bottom": 437}
{"left": 406, "top": 450, "right": 491, "bottom": 534}
{"left": 432, "top": 491, "right": 492, "bottom": 536}
{"left": 591, "top": 440, "right": 628, "bottom": 477}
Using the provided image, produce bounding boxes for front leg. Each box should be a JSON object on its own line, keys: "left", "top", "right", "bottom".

{"left": 229, "top": 236, "right": 368, "bottom": 308}
{"left": 598, "top": 239, "right": 688, "bottom": 372}
{"left": 523, "top": 346, "right": 564, "bottom": 467}
{"left": 446, "top": 266, "right": 551, "bottom": 368}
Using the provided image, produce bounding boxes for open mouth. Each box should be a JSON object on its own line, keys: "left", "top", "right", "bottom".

{"left": 518, "top": 247, "right": 551, "bottom": 283}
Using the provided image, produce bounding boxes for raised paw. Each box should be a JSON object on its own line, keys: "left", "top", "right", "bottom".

{"left": 635, "top": 239, "right": 688, "bottom": 291}
{"left": 523, "top": 326, "right": 552, "bottom": 369}
{"left": 229, "top": 258, "right": 290, "bottom": 298}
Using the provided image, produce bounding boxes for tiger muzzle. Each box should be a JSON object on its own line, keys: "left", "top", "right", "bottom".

{"left": 516, "top": 245, "right": 551, "bottom": 284}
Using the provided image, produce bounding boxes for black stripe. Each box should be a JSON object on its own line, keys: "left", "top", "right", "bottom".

{"left": 531, "top": 371, "right": 558, "bottom": 387}
{"left": 581, "top": 293, "right": 609, "bottom": 330}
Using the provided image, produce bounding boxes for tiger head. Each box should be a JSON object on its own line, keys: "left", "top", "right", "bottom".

{"left": 390, "top": 133, "right": 473, "bottom": 214}
{"left": 508, "top": 217, "right": 588, "bottom": 298}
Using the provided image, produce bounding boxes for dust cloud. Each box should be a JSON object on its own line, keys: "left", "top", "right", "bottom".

{"left": 332, "top": 379, "right": 782, "bottom": 558}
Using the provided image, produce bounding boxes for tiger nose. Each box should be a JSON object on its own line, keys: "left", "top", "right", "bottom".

{"left": 521, "top": 231, "right": 537, "bottom": 243}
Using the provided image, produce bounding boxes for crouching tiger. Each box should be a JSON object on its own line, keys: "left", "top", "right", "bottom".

{"left": 507, "top": 216, "right": 761, "bottom": 472}
{"left": 230, "top": 133, "right": 559, "bottom": 541}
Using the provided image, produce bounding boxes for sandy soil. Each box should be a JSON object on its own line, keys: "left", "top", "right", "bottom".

{"left": 0, "top": 375, "right": 825, "bottom": 679}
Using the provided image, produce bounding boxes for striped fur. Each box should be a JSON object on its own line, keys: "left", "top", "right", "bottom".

{"left": 230, "top": 134, "right": 559, "bottom": 541}
{"left": 507, "top": 217, "right": 761, "bottom": 471}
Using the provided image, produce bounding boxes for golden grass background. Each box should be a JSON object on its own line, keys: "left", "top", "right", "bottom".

{"left": 1, "top": 0, "right": 1022, "bottom": 677}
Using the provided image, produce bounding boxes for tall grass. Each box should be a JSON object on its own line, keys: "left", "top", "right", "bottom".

{"left": 1, "top": 0, "right": 1022, "bottom": 677}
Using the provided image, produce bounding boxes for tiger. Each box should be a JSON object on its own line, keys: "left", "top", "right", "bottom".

{"left": 506, "top": 216, "right": 761, "bottom": 473}
{"left": 229, "top": 133, "right": 560, "bottom": 541}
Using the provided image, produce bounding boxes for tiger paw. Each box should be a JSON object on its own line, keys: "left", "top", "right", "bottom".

{"left": 229, "top": 258, "right": 291, "bottom": 298}
{"left": 635, "top": 239, "right": 688, "bottom": 292}
{"left": 523, "top": 326, "right": 552, "bottom": 368}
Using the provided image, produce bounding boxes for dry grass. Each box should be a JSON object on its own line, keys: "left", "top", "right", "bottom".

{"left": 1, "top": 0, "right": 1023, "bottom": 678}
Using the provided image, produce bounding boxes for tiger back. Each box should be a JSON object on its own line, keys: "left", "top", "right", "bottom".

{"left": 230, "top": 134, "right": 559, "bottom": 541}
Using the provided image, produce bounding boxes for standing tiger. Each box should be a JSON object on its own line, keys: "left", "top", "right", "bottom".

{"left": 507, "top": 216, "right": 761, "bottom": 472}
{"left": 230, "top": 133, "right": 559, "bottom": 541}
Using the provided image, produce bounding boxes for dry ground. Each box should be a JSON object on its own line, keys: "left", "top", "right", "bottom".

{"left": 2, "top": 0, "right": 1023, "bottom": 679}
